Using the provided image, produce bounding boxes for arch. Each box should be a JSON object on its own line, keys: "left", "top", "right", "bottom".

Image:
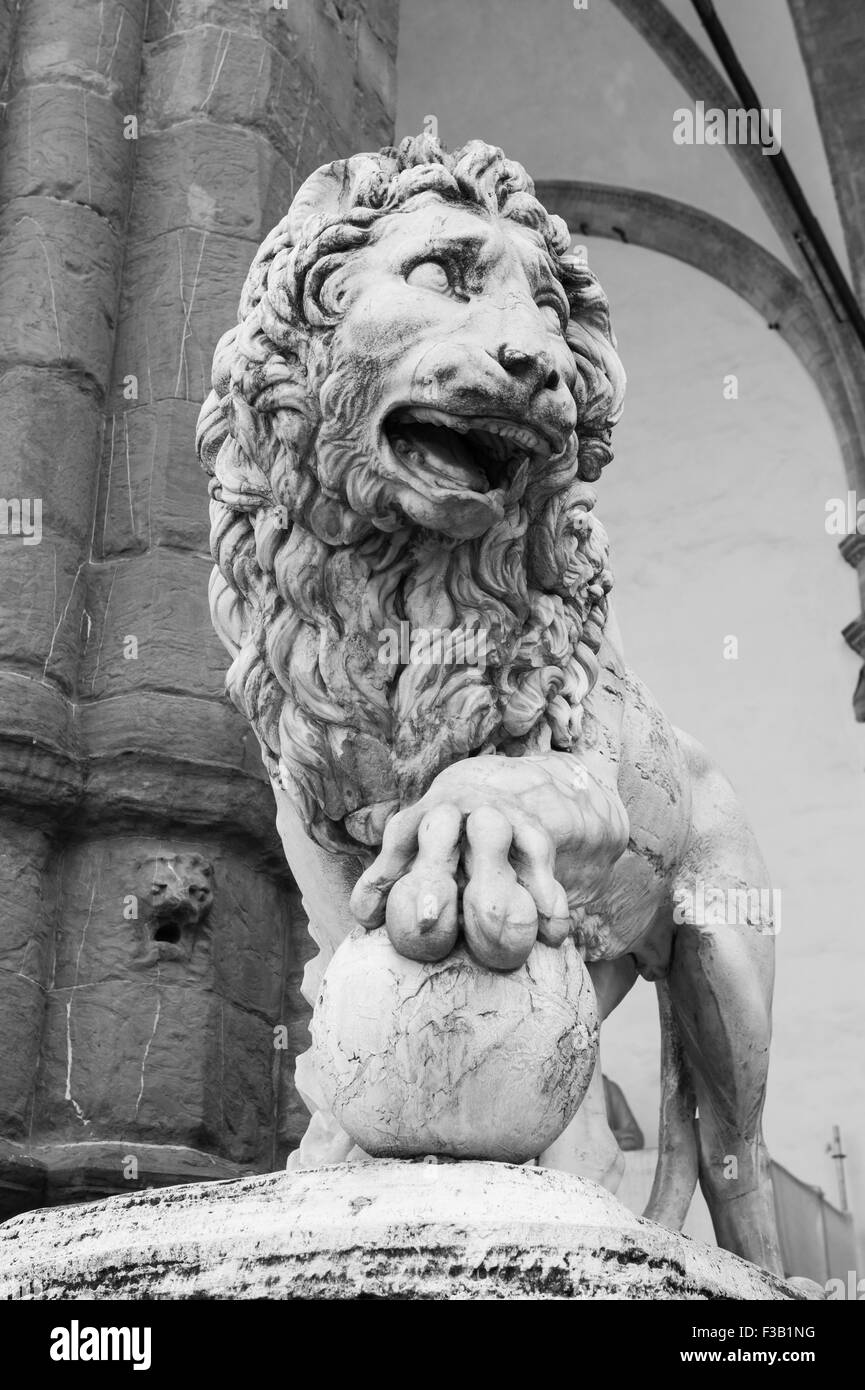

{"left": 536, "top": 181, "right": 862, "bottom": 491}
{"left": 603, "top": 0, "right": 865, "bottom": 492}
{"left": 535, "top": 179, "right": 865, "bottom": 715}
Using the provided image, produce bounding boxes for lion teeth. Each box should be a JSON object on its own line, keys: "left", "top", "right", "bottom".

{"left": 385, "top": 402, "right": 557, "bottom": 502}
{"left": 404, "top": 407, "right": 470, "bottom": 433}
{"left": 394, "top": 405, "right": 549, "bottom": 456}
{"left": 471, "top": 418, "right": 541, "bottom": 451}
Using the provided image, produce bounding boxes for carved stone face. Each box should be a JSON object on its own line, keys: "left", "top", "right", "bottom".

{"left": 315, "top": 202, "right": 579, "bottom": 539}
{"left": 135, "top": 853, "right": 214, "bottom": 963}
{"left": 201, "top": 137, "right": 623, "bottom": 851}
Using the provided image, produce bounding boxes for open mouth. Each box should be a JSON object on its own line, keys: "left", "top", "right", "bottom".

{"left": 384, "top": 407, "right": 553, "bottom": 495}
{"left": 153, "top": 922, "right": 182, "bottom": 945}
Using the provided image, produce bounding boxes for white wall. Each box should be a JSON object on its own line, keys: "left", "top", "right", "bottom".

{"left": 589, "top": 239, "right": 864, "bottom": 1245}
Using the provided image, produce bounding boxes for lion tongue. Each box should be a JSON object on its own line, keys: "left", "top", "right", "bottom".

{"left": 392, "top": 422, "right": 489, "bottom": 493}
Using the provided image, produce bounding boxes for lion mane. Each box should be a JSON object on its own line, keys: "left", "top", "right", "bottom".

{"left": 197, "top": 135, "right": 626, "bottom": 858}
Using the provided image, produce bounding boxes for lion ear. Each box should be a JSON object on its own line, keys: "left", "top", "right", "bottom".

{"left": 238, "top": 152, "right": 394, "bottom": 318}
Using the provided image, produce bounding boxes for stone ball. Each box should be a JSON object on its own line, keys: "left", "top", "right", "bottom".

{"left": 311, "top": 927, "right": 599, "bottom": 1163}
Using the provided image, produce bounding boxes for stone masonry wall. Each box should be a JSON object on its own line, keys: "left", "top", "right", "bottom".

{"left": 0, "top": 0, "right": 398, "bottom": 1217}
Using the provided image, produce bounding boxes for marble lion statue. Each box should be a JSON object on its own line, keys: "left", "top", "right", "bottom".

{"left": 197, "top": 134, "right": 783, "bottom": 1274}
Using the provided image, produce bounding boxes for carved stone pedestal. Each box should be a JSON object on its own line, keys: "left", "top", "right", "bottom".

{"left": 0, "top": 1159, "right": 803, "bottom": 1301}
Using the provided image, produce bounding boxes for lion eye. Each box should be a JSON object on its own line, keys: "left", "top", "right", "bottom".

{"left": 405, "top": 260, "right": 452, "bottom": 293}
{"left": 538, "top": 302, "right": 566, "bottom": 334}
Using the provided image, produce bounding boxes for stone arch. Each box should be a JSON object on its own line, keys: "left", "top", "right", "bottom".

{"left": 605, "top": 0, "right": 865, "bottom": 474}
{"left": 535, "top": 181, "right": 863, "bottom": 494}
{"left": 601, "top": 0, "right": 865, "bottom": 711}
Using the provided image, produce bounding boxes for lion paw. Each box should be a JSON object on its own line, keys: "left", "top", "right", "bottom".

{"left": 350, "top": 784, "right": 571, "bottom": 972}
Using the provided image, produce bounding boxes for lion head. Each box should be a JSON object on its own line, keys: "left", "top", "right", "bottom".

{"left": 197, "top": 135, "right": 626, "bottom": 857}
{"left": 133, "top": 852, "right": 214, "bottom": 963}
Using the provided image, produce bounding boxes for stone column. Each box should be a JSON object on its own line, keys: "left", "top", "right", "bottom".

{"left": 0, "top": 0, "right": 147, "bottom": 1209}
{"left": 0, "top": 0, "right": 399, "bottom": 1215}
{"left": 789, "top": 0, "right": 865, "bottom": 303}
{"left": 789, "top": 0, "right": 865, "bottom": 712}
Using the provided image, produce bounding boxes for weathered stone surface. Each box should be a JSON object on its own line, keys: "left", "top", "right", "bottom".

{"left": 199, "top": 134, "right": 788, "bottom": 1276}
{"left": 0, "top": 197, "right": 119, "bottom": 390}
{"left": 132, "top": 126, "right": 296, "bottom": 243}
{"left": 0, "top": 676, "right": 81, "bottom": 814}
{"left": 140, "top": 29, "right": 331, "bottom": 144}
{"left": 0, "top": 24, "right": 138, "bottom": 1197}
{"left": 141, "top": 0, "right": 397, "bottom": 140}
{"left": 79, "top": 692, "right": 266, "bottom": 781}
{"left": 312, "top": 930, "right": 598, "bottom": 1163}
{"left": 5, "top": 0, "right": 145, "bottom": 108}
{"left": 48, "top": 839, "right": 214, "bottom": 990}
{"left": 0, "top": 534, "right": 85, "bottom": 689}
{"left": 145, "top": 0, "right": 257, "bottom": 41}
{"left": 0, "top": 1161, "right": 803, "bottom": 1300}
{"left": 0, "top": 367, "right": 102, "bottom": 549}
{"left": 0, "top": 86, "right": 132, "bottom": 229}
{"left": 0, "top": 0, "right": 403, "bottom": 1221}
{"left": 363, "top": 0, "right": 400, "bottom": 58}
{"left": 140, "top": 25, "right": 390, "bottom": 174}
{"left": 789, "top": 0, "right": 865, "bottom": 302}
{"left": 0, "top": 1139, "right": 248, "bottom": 1221}
{"left": 145, "top": 0, "right": 399, "bottom": 64}
{"left": 98, "top": 400, "right": 210, "bottom": 555}
{"left": 80, "top": 751, "right": 280, "bottom": 847}
{"left": 0, "top": 0, "right": 17, "bottom": 93}
{"left": 0, "top": 974, "right": 45, "bottom": 1134}
{"left": 355, "top": 13, "right": 395, "bottom": 113}
{"left": 35, "top": 974, "right": 277, "bottom": 1161}
{"left": 269, "top": 6, "right": 359, "bottom": 134}
{"left": 112, "top": 228, "right": 249, "bottom": 407}
{"left": 79, "top": 550, "right": 225, "bottom": 698}
{"left": 0, "top": 820, "right": 53, "bottom": 1134}
{"left": 24, "top": 832, "right": 301, "bottom": 1169}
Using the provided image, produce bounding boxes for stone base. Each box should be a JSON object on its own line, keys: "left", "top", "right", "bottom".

{"left": 0, "top": 1138, "right": 250, "bottom": 1222}
{"left": 0, "top": 1159, "right": 803, "bottom": 1300}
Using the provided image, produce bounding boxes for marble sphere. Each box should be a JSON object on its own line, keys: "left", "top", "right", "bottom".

{"left": 311, "top": 927, "right": 599, "bottom": 1163}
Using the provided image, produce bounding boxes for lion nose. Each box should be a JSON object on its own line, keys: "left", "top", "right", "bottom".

{"left": 494, "top": 344, "right": 560, "bottom": 394}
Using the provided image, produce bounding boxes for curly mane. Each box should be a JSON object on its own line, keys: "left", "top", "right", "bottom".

{"left": 197, "top": 134, "right": 626, "bottom": 857}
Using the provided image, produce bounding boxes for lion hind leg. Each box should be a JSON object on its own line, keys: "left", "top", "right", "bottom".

{"left": 643, "top": 977, "right": 699, "bottom": 1230}
{"left": 665, "top": 731, "right": 783, "bottom": 1273}
{"left": 668, "top": 920, "right": 782, "bottom": 1273}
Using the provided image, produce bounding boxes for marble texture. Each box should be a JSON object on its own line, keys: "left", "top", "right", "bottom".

{"left": 311, "top": 928, "right": 598, "bottom": 1162}
{"left": 0, "top": 1160, "right": 804, "bottom": 1302}
{"left": 198, "top": 133, "right": 787, "bottom": 1274}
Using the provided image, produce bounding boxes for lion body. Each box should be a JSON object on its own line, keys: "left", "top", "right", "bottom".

{"left": 198, "top": 135, "right": 785, "bottom": 1275}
